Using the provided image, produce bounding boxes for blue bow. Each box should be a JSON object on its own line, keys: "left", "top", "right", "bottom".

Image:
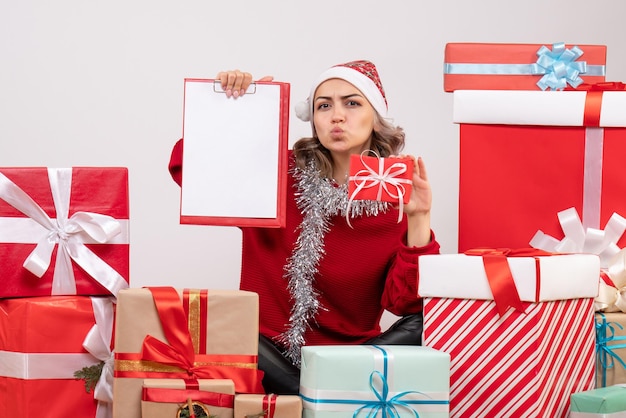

{"left": 532, "top": 42, "right": 587, "bottom": 90}
{"left": 595, "top": 313, "right": 626, "bottom": 387}
{"left": 351, "top": 369, "right": 421, "bottom": 418}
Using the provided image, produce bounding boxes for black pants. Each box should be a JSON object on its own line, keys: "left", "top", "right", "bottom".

{"left": 258, "top": 313, "right": 423, "bottom": 394}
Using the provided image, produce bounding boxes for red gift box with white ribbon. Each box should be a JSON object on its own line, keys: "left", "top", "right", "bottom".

{"left": 0, "top": 296, "right": 115, "bottom": 417}
{"left": 454, "top": 83, "right": 626, "bottom": 254}
{"left": 0, "top": 167, "right": 129, "bottom": 298}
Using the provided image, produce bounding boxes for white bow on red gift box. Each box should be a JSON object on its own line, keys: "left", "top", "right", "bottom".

{"left": 0, "top": 169, "right": 128, "bottom": 297}
{"left": 530, "top": 206, "right": 626, "bottom": 312}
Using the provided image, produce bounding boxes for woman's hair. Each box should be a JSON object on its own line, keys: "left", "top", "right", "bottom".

{"left": 292, "top": 114, "right": 406, "bottom": 178}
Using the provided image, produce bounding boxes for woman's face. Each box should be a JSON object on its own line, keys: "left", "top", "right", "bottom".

{"left": 312, "top": 78, "right": 376, "bottom": 157}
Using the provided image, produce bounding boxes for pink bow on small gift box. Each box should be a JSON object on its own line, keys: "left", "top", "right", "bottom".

{"left": 347, "top": 152, "right": 413, "bottom": 227}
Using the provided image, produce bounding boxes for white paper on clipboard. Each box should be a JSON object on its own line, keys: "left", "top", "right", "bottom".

{"left": 180, "top": 79, "right": 290, "bottom": 227}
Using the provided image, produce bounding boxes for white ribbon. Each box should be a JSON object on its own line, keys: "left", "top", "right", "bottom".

{"left": 530, "top": 207, "right": 626, "bottom": 269}
{"left": 0, "top": 351, "right": 99, "bottom": 379}
{"left": 530, "top": 207, "right": 626, "bottom": 312}
{"left": 347, "top": 152, "right": 412, "bottom": 228}
{"left": 82, "top": 297, "right": 115, "bottom": 418}
{"left": 0, "top": 168, "right": 128, "bottom": 297}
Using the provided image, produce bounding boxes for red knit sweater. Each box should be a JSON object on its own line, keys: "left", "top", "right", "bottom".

{"left": 169, "top": 139, "right": 440, "bottom": 347}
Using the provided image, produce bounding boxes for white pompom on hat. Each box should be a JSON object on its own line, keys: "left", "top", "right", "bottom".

{"left": 295, "top": 60, "right": 388, "bottom": 134}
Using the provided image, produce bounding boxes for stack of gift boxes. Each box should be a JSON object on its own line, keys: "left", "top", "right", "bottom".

{"left": 0, "top": 168, "right": 306, "bottom": 417}
{"left": 415, "top": 41, "right": 626, "bottom": 417}
{"left": 0, "top": 167, "right": 130, "bottom": 416}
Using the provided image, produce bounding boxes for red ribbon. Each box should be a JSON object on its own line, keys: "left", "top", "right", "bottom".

{"left": 464, "top": 248, "right": 554, "bottom": 317}
{"left": 116, "top": 286, "right": 264, "bottom": 393}
{"left": 141, "top": 386, "right": 235, "bottom": 408}
{"left": 569, "top": 82, "right": 626, "bottom": 127}
{"left": 263, "top": 394, "right": 278, "bottom": 418}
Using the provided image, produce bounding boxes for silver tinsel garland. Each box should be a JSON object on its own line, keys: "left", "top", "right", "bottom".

{"left": 278, "top": 161, "right": 390, "bottom": 366}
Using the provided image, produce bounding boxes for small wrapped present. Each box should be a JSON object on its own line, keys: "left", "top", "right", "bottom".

{"left": 347, "top": 152, "right": 413, "bottom": 227}
{"left": 0, "top": 167, "right": 129, "bottom": 297}
{"left": 453, "top": 84, "right": 626, "bottom": 252}
{"left": 348, "top": 153, "right": 413, "bottom": 204}
{"left": 419, "top": 251, "right": 600, "bottom": 418}
{"left": 0, "top": 295, "right": 115, "bottom": 417}
{"left": 141, "top": 379, "right": 235, "bottom": 418}
{"left": 113, "top": 287, "right": 264, "bottom": 418}
{"left": 299, "top": 345, "right": 450, "bottom": 418}
{"left": 234, "top": 394, "right": 302, "bottom": 418}
{"left": 570, "top": 385, "right": 626, "bottom": 417}
{"left": 596, "top": 312, "right": 626, "bottom": 387}
{"left": 443, "top": 42, "right": 606, "bottom": 91}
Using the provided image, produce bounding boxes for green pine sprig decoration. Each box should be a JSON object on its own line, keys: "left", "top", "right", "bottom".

{"left": 73, "top": 361, "right": 105, "bottom": 393}
{"left": 177, "top": 403, "right": 217, "bottom": 418}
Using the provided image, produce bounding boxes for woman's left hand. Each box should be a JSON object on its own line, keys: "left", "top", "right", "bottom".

{"left": 393, "top": 155, "right": 432, "bottom": 247}
{"left": 403, "top": 155, "right": 431, "bottom": 217}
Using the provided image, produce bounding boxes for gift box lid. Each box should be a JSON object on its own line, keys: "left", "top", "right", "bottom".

{"left": 418, "top": 253, "right": 600, "bottom": 302}
{"left": 453, "top": 89, "right": 626, "bottom": 127}
{"left": 570, "top": 385, "right": 626, "bottom": 413}
{"left": 443, "top": 42, "right": 607, "bottom": 92}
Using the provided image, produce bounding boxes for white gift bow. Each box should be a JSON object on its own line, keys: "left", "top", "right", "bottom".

{"left": 83, "top": 297, "right": 115, "bottom": 418}
{"left": 347, "top": 152, "right": 412, "bottom": 228}
{"left": 530, "top": 207, "right": 626, "bottom": 269}
{"left": 0, "top": 168, "right": 128, "bottom": 296}
{"left": 595, "top": 248, "right": 626, "bottom": 312}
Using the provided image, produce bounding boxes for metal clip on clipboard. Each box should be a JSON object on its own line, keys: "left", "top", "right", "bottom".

{"left": 213, "top": 80, "right": 257, "bottom": 94}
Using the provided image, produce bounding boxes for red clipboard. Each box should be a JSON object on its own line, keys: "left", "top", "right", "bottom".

{"left": 180, "top": 78, "right": 290, "bottom": 228}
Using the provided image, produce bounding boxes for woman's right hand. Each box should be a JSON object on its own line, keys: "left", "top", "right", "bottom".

{"left": 215, "top": 70, "right": 274, "bottom": 98}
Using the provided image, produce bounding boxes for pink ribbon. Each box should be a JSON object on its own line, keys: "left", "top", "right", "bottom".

{"left": 347, "top": 152, "right": 412, "bottom": 228}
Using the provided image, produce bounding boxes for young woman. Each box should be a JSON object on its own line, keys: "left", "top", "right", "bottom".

{"left": 169, "top": 60, "right": 440, "bottom": 394}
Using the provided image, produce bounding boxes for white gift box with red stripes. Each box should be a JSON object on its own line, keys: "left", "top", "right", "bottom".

{"left": 418, "top": 252, "right": 600, "bottom": 418}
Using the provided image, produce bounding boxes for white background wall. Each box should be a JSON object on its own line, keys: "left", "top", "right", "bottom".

{"left": 2, "top": 0, "right": 625, "bottom": 326}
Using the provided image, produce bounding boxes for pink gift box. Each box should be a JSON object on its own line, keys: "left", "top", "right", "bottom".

{"left": 0, "top": 167, "right": 130, "bottom": 297}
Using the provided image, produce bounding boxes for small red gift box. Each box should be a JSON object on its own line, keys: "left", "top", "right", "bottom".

{"left": 0, "top": 167, "right": 130, "bottom": 297}
{"left": 141, "top": 379, "right": 235, "bottom": 418}
{"left": 348, "top": 153, "right": 413, "bottom": 204}
{"left": 453, "top": 86, "right": 626, "bottom": 255}
{"left": 443, "top": 42, "right": 606, "bottom": 92}
{"left": 234, "top": 394, "right": 303, "bottom": 418}
{"left": 0, "top": 295, "right": 115, "bottom": 417}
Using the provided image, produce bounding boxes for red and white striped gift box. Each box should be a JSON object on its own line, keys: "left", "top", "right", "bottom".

{"left": 418, "top": 252, "right": 600, "bottom": 418}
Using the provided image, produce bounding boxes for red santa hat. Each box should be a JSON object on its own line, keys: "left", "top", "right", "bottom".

{"left": 295, "top": 60, "right": 388, "bottom": 132}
